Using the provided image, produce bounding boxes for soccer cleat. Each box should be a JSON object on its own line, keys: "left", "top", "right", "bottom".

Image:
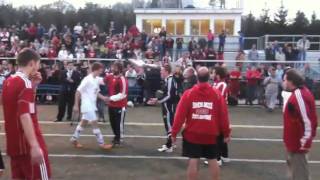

{"left": 157, "top": 145, "right": 173, "bottom": 153}
{"left": 99, "top": 144, "right": 113, "bottom": 150}
{"left": 70, "top": 138, "right": 83, "bottom": 148}
{"left": 221, "top": 157, "right": 231, "bottom": 163}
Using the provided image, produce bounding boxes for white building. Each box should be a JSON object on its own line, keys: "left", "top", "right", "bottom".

{"left": 134, "top": 0, "right": 243, "bottom": 36}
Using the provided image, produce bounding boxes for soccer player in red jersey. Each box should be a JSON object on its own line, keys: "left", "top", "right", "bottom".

{"left": 2, "top": 48, "right": 51, "bottom": 180}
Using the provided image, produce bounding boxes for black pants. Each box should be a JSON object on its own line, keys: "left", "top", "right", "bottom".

{"left": 162, "top": 102, "right": 177, "bottom": 148}
{"left": 57, "top": 91, "right": 75, "bottom": 121}
{"left": 109, "top": 107, "right": 126, "bottom": 142}
{"left": 217, "top": 134, "right": 228, "bottom": 160}
{"left": 0, "top": 150, "right": 4, "bottom": 170}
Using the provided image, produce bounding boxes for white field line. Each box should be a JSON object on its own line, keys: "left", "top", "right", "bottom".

{"left": 2, "top": 152, "right": 320, "bottom": 164}
{"left": 0, "top": 133, "right": 319, "bottom": 142}
{"left": 0, "top": 121, "right": 285, "bottom": 129}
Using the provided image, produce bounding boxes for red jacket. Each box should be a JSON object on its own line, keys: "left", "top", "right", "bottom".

{"left": 283, "top": 87, "right": 318, "bottom": 153}
{"left": 172, "top": 83, "right": 231, "bottom": 145}
{"left": 104, "top": 74, "right": 128, "bottom": 108}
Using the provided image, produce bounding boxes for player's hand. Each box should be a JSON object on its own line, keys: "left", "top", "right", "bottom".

{"left": 31, "top": 72, "right": 42, "bottom": 85}
{"left": 73, "top": 105, "right": 79, "bottom": 113}
{"left": 30, "top": 146, "right": 44, "bottom": 165}
{"left": 103, "top": 96, "right": 110, "bottom": 104}
{"left": 224, "top": 137, "right": 231, "bottom": 143}
{"left": 0, "top": 170, "right": 3, "bottom": 177}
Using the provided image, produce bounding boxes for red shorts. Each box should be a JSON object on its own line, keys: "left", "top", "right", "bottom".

{"left": 10, "top": 153, "right": 51, "bottom": 180}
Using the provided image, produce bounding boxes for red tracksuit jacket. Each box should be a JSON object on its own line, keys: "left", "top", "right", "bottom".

{"left": 172, "top": 83, "right": 231, "bottom": 145}
{"left": 283, "top": 86, "right": 318, "bottom": 153}
{"left": 104, "top": 74, "right": 128, "bottom": 108}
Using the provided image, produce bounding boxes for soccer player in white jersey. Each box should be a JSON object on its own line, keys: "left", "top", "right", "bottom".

{"left": 70, "top": 62, "right": 113, "bottom": 150}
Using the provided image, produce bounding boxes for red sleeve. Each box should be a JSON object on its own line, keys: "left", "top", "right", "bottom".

{"left": 104, "top": 74, "right": 111, "bottom": 85}
{"left": 217, "top": 92, "right": 231, "bottom": 137}
{"left": 17, "top": 88, "right": 35, "bottom": 117}
{"left": 172, "top": 90, "right": 191, "bottom": 138}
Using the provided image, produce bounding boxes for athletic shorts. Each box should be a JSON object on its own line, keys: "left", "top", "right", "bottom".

{"left": 10, "top": 153, "right": 51, "bottom": 180}
{"left": 82, "top": 111, "right": 98, "bottom": 122}
{"left": 182, "top": 139, "right": 218, "bottom": 159}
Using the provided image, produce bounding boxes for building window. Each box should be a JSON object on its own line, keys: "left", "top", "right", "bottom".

{"left": 214, "top": 19, "right": 235, "bottom": 35}
{"left": 143, "top": 19, "right": 162, "bottom": 34}
{"left": 190, "top": 20, "right": 209, "bottom": 36}
{"left": 166, "top": 20, "right": 185, "bottom": 35}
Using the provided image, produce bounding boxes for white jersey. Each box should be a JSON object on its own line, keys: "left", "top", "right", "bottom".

{"left": 77, "top": 74, "right": 100, "bottom": 113}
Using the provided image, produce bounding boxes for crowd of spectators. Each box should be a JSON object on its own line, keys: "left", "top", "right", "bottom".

{"left": 0, "top": 22, "right": 318, "bottom": 108}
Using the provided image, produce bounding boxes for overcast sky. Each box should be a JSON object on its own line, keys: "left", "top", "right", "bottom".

{"left": 4, "top": 0, "right": 320, "bottom": 20}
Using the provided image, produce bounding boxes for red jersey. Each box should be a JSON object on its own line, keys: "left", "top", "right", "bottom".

{"left": 172, "top": 83, "right": 231, "bottom": 144}
{"left": 104, "top": 74, "right": 128, "bottom": 108}
{"left": 229, "top": 70, "right": 241, "bottom": 96}
{"left": 2, "top": 72, "right": 48, "bottom": 157}
{"left": 283, "top": 87, "right": 318, "bottom": 153}
{"left": 214, "top": 80, "right": 228, "bottom": 100}
{"left": 246, "top": 70, "right": 261, "bottom": 86}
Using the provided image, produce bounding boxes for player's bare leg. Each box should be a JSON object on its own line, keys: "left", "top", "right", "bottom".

{"left": 208, "top": 159, "right": 220, "bottom": 180}
{"left": 187, "top": 159, "right": 199, "bottom": 180}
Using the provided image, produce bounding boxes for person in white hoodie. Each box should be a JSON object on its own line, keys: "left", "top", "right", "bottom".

{"left": 263, "top": 67, "right": 280, "bottom": 112}
{"left": 297, "top": 34, "right": 310, "bottom": 61}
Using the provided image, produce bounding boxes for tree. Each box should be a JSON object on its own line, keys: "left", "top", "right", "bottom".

{"left": 311, "top": 11, "right": 317, "bottom": 25}
{"left": 241, "top": 12, "right": 257, "bottom": 36}
{"left": 274, "top": 0, "right": 288, "bottom": 33}
{"left": 289, "top": 11, "right": 309, "bottom": 34}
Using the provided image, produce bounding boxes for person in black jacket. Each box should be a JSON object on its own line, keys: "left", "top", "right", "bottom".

{"left": 148, "top": 64, "right": 180, "bottom": 152}
{"left": 55, "top": 62, "right": 81, "bottom": 122}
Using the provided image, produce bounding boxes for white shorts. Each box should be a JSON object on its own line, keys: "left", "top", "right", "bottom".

{"left": 81, "top": 111, "right": 98, "bottom": 122}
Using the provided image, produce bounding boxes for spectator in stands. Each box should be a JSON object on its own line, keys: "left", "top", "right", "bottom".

{"left": 248, "top": 44, "right": 259, "bottom": 66}
{"left": 176, "top": 52, "right": 192, "bottom": 69}
{"left": 27, "top": 22, "right": 37, "bottom": 42}
{"left": 188, "top": 37, "right": 197, "bottom": 54}
{"left": 263, "top": 67, "right": 279, "bottom": 112}
{"left": 301, "top": 63, "right": 315, "bottom": 91}
{"left": 238, "top": 31, "right": 244, "bottom": 51}
{"left": 162, "top": 51, "right": 172, "bottom": 64}
{"left": 73, "top": 22, "right": 83, "bottom": 37}
{"left": 228, "top": 66, "right": 242, "bottom": 105}
{"left": 218, "top": 30, "right": 226, "bottom": 53}
{"left": 207, "top": 29, "right": 215, "bottom": 49}
{"left": 275, "top": 47, "right": 286, "bottom": 62}
{"left": 265, "top": 43, "right": 275, "bottom": 61}
{"left": 176, "top": 36, "right": 184, "bottom": 60}
{"left": 58, "top": 44, "right": 69, "bottom": 60}
{"left": 159, "top": 27, "right": 166, "bottom": 39}
{"left": 0, "top": 63, "right": 6, "bottom": 86}
{"left": 37, "top": 23, "right": 46, "bottom": 40}
{"left": 166, "top": 36, "right": 174, "bottom": 59}
{"left": 245, "top": 66, "right": 261, "bottom": 105}
{"left": 56, "top": 62, "right": 81, "bottom": 122}
{"left": 125, "top": 64, "right": 137, "bottom": 88}
{"left": 275, "top": 64, "right": 284, "bottom": 106}
{"left": 297, "top": 34, "right": 310, "bottom": 61}
{"left": 235, "top": 50, "right": 245, "bottom": 71}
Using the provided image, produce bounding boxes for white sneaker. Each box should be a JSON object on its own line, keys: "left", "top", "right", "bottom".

{"left": 204, "top": 160, "right": 222, "bottom": 166}
{"left": 157, "top": 145, "right": 173, "bottom": 153}
{"left": 221, "top": 157, "right": 230, "bottom": 163}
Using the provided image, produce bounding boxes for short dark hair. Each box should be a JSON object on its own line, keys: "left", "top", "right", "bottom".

{"left": 215, "top": 66, "right": 227, "bottom": 79}
{"left": 91, "top": 62, "right": 104, "bottom": 72}
{"left": 17, "top": 48, "right": 40, "bottom": 67}
{"left": 285, "top": 69, "right": 305, "bottom": 88}
{"left": 162, "top": 63, "right": 171, "bottom": 74}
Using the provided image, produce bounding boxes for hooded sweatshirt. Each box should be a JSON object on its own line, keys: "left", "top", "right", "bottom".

{"left": 171, "top": 82, "right": 231, "bottom": 144}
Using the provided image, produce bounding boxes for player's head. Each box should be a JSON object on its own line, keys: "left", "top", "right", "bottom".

{"left": 160, "top": 63, "right": 171, "bottom": 79}
{"left": 17, "top": 48, "right": 41, "bottom": 75}
{"left": 214, "top": 66, "right": 227, "bottom": 81}
{"left": 112, "top": 61, "right": 123, "bottom": 76}
{"left": 283, "top": 69, "right": 305, "bottom": 91}
{"left": 197, "top": 67, "right": 210, "bottom": 83}
{"left": 91, "top": 62, "right": 104, "bottom": 77}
